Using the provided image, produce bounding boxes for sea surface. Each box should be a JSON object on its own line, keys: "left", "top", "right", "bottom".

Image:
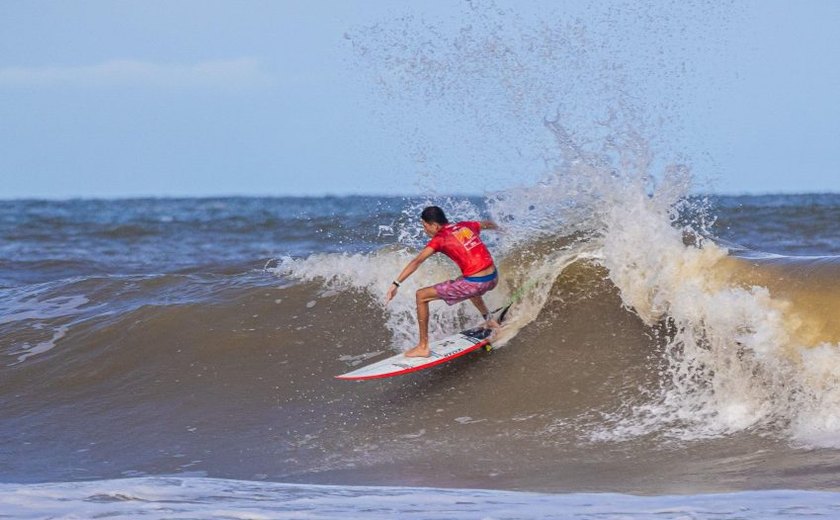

{"left": 3, "top": 189, "right": 840, "bottom": 518}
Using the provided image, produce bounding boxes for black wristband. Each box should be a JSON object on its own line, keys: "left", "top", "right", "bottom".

{"left": 392, "top": 280, "right": 401, "bottom": 287}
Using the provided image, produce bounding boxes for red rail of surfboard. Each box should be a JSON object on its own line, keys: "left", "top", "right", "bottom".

{"left": 334, "top": 339, "right": 490, "bottom": 381}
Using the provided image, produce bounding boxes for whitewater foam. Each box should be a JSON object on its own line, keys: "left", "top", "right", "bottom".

{"left": 2, "top": 477, "right": 837, "bottom": 520}
{"left": 586, "top": 153, "right": 840, "bottom": 446}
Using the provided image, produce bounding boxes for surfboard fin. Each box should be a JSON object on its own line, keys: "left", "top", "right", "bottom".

{"left": 497, "top": 304, "right": 512, "bottom": 324}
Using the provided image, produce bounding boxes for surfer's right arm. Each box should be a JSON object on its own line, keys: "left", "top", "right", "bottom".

{"left": 479, "top": 220, "right": 499, "bottom": 231}
{"left": 385, "top": 246, "right": 436, "bottom": 303}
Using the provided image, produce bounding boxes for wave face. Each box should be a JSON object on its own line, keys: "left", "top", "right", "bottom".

{"left": 5, "top": 182, "right": 840, "bottom": 493}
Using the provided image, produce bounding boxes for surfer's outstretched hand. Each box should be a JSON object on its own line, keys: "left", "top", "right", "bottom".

{"left": 385, "top": 284, "right": 398, "bottom": 304}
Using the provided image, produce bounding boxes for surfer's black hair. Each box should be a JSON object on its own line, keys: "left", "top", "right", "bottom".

{"left": 421, "top": 206, "right": 449, "bottom": 225}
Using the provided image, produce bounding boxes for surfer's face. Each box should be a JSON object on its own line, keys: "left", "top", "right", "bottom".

{"left": 422, "top": 220, "right": 441, "bottom": 237}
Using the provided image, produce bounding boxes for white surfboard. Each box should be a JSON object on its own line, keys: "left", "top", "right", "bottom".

{"left": 335, "top": 325, "right": 495, "bottom": 381}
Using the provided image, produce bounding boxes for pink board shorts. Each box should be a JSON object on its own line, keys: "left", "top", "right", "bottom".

{"left": 434, "top": 271, "right": 499, "bottom": 305}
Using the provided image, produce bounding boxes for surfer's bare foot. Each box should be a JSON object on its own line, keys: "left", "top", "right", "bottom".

{"left": 485, "top": 319, "right": 501, "bottom": 330}
{"left": 404, "top": 344, "right": 431, "bottom": 357}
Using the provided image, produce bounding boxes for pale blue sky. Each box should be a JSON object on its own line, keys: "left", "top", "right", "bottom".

{"left": 1, "top": 0, "right": 838, "bottom": 198}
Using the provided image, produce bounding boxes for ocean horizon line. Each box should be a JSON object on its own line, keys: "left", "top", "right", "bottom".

{"left": 2, "top": 190, "right": 839, "bottom": 203}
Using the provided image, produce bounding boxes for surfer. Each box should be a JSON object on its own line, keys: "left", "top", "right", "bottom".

{"left": 385, "top": 206, "right": 500, "bottom": 357}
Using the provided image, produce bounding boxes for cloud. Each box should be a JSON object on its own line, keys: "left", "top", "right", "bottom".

{"left": 0, "top": 58, "right": 273, "bottom": 89}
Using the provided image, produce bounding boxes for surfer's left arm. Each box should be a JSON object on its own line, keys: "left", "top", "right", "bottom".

{"left": 385, "top": 246, "right": 436, "bottom": 303}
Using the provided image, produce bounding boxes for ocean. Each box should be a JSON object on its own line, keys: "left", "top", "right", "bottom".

{"left": 3, "top": 178, "right": 840, "bottom": 518}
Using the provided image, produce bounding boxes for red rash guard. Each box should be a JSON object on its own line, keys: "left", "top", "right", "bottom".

{"left": 426, "top": 221, "right": 494, "bottom": 277}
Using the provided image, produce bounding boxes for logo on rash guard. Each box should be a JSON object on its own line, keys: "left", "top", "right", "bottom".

{"left": 453, "top": 226, "right": 480, "bottom": 250}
